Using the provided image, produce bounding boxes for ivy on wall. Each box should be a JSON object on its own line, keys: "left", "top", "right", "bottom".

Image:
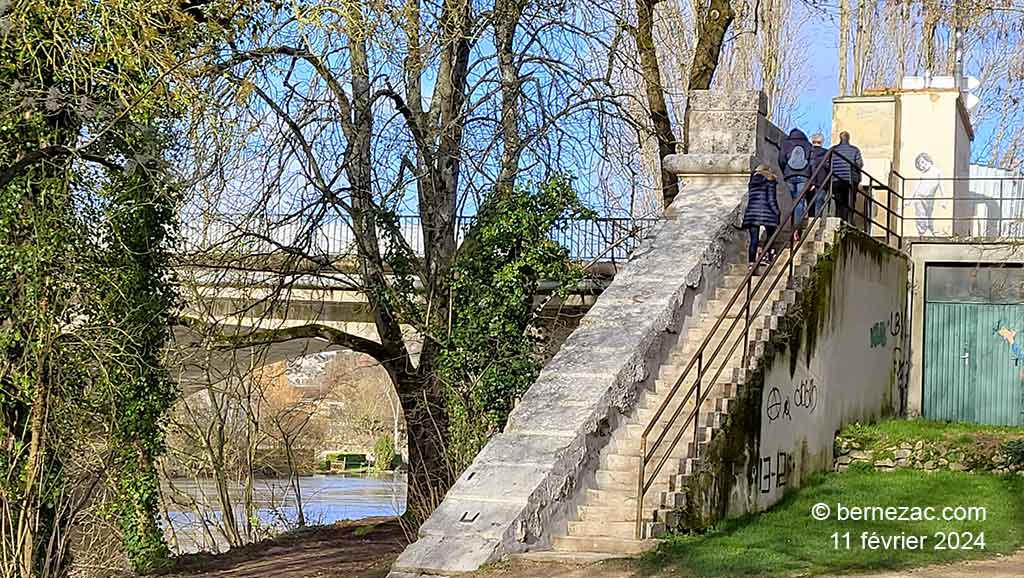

{"left": 438, "top": 176, "right": 593, "bottom": 469}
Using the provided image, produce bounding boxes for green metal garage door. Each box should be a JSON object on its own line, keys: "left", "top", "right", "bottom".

{"left": 923, "top": 265, "right": 1024, "bottom": 426}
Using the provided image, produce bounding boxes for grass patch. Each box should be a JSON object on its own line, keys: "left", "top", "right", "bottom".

{"left": 353, "top": 524, "right": 376, "bottom": 537}
{"left": 644, "top": 469, "right": 1024, "bottom": 577}
{"left": 844, "top": 419, "right": 1024, "bottom": 446}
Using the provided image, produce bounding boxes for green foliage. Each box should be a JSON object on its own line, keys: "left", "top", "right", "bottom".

{"left": 437, "top": 175, "right": 594, "bottom": 469}
{"left": 373, "top": 435, "right": 398, "bottom": 472}
{"left": 0, "top": 0, "right": 244, "bottom": 574}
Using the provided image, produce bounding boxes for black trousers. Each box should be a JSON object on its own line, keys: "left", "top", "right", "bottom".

{"left": 832, "top": 180, "right": 853, "bottom": 223}
{"left": 747, "top": 225, "right": 778, "bottom": 263}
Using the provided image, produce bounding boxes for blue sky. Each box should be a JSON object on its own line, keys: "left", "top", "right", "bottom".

{"left": 784, "top": 4, "right": 846, "bottom": 143}
{"left": 780, "top": 4, "right": 997, "bottom": 156}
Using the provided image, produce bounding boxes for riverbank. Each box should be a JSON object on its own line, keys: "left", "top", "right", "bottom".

{"left": 165, "top": 517, "right": 408, "bottom": 578}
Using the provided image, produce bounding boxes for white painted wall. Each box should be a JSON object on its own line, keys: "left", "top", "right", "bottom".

{"left": 748, "top": 233, "right": 908, "bottom": 512}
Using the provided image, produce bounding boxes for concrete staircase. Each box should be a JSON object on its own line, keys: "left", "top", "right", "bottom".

{"left": 550, "top": 218, "right": 843, "bottom": 556}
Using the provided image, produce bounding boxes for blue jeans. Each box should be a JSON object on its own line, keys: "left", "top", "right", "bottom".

{"left": 808, "top": 185, "right": 827, "bottom": 217}
{"left": 788, "top": 177, "right": 807, "bottom": 227}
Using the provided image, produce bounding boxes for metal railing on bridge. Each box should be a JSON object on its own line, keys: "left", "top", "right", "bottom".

{"left": 179, "top": 212, "right": 658, "bottom": 264}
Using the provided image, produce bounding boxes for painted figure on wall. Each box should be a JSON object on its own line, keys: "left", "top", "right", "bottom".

{"left": 913, "top": 152, "right": 944, "bottom": 236}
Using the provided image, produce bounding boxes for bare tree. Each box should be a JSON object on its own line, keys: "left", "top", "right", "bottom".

{"left": 177, "top": 0, "right": 634, "bottom": 523}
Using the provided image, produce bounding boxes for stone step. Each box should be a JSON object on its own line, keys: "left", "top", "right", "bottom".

{"left": 586, "top": 488, "right": 637, "bottom": 504}
{"left": 679, "top": 326, "right": 758, "bottom": 358}
{"left": 703, "top": 287, "right": 795, "bottom": 320}
{"left": 577, "top": 503, "right": 643, "bottom": 521}
{"left": 658, "top": 490, "right": 687, "bottom": 509}
{"left": 610, "top": 431, "right": 694, "bottom": 456}
{"left": 647, "top": 379, "right": 739, "bottom": 398}
{"left": 569, "top": 518, "right": 638, "bottom": 537}
{"left": 625, "top": 403, "right": 730, "bottom": 438}
{"left": 658, "top": 354, "right": 746, "bottom": 382}
{"left": 552, "top": 535, "right": 658, "bottom": 555}
{"left": 629, "top": 401, "right": 725, "bottom": 427}
{"left": 635, "top": 387, "right": 727, "bottom": 414}
{"left": 602, "top": 453, "right": 682, "bottom": 472}
{"left": 594, "top": 468, "right": 670, "bottom": 490}
{"left": 653, "top": 508, "right": 682, "bottom": 526}
{"left": 714, "top": 278, "right": 790, "bottom": 303}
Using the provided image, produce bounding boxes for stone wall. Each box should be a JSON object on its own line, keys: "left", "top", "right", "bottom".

{"left": 834, "top": 429, "right": 1024, "bottom": 475}
{"left": 388, "top": 90, "right": 782, "bottom": 578}
{"left": 676, "top": 227, "right": 910, "bottom": 528}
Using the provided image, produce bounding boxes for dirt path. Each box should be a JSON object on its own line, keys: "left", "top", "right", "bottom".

{"left": 164, "top": 518, "right": 409, "bottom": 578}
{"left": 467, "top": 550, "right": 1024, "bottom": 578}
{"left": 818, "top": 550, "right": 1024, "bottom": 578}
{"left": 161, "top": 523, "right": 1021, "bottom": 578}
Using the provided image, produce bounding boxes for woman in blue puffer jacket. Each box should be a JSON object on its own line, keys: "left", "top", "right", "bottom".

{"left": 743, "top": 164, "right": 781, "bottom": 269}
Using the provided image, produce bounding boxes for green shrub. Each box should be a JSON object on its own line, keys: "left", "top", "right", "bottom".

{"left": 373, "top": 435, "right": 397, "bottom": 472}
{"left": 849, "top": 461, "right": 876, "bottom": 473}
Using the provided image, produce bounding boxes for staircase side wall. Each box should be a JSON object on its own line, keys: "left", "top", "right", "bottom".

{"left": 678, "top": 227, "right": 910, "bottom": 528}
{"left": 389, "top": 90, "right": 777, "bottom": 578}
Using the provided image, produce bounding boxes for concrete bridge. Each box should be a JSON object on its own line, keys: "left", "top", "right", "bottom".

{"left": 168, "top": 217, "right": 656, "bottom": 390}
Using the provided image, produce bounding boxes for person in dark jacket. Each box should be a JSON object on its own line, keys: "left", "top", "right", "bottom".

{"left": 807, "top": 133, "right": 829, "bottom": 217}
{"left": 743, "top": 164, "right": 781, "bottom": 268}
{"left": 778, "top": 128, "right": 813, "bottom": 239}
{"left": 830, "top": 131, "right": 864, "bottom": 223}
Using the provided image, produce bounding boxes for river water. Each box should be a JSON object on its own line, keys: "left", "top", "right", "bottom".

{"left": 163, "top": 472, "right": 406, "bottom": 553}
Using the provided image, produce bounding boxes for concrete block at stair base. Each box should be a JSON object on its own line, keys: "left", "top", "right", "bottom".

{"left": 418, "top": 498, "right": 527, "bottom": 542}
{"left": 663, "top": 153, "right": 755, "bottom": 175}
{"left": 445, "top": 461, "right": 553, "bottom": 503}
{"left": 391, "top": 533, "right": 499, "bottom": 576}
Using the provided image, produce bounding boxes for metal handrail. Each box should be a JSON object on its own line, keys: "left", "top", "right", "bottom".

{"left": 890, "top": 171, "right": 1024, "bottom": 237}
{"left": 634, "top": 149, "right": 904, "bottom": 538}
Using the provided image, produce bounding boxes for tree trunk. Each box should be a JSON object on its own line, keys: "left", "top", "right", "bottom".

{"left": 635, "top": 0, "right": 680, "bottom": 207}
{"left": 852, "top": 0, "right": 865, "bottom": 95}
{"left": 17, "top": 348, "right": 49, "bottom": 578}
{"left": 922, "top": 3, "right": 939, "bottom": 74}
{"left": 396, "top": 371, "right": 452, "bottom": 524}
{"left": 688, "top": 0, "right": 735, "bottom": 90}
{"left": 495, "top": 0, "right": 526, "bottom": 198}
{"left": 839, "top": 0, "right": 849, "bottom": 95}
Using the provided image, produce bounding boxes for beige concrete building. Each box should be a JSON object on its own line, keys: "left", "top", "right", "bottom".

{"left": 833, "top": 87, "right": 974, "bottom": 237}
{"left": 833, "top": 84, "right": 1023, "bottom": 426}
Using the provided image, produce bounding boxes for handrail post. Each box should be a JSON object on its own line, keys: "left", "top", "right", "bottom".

{"left": 743, "top": 277, "right": 750, "bottom": 362}
{"left": 694, "top": 352, "right": 703, "bottom": 459}
{"left": 635, "top": 438, "right": 646, "bottom": 539}
{"left": 788, "top": 225, "right": 794, "bottom": 285}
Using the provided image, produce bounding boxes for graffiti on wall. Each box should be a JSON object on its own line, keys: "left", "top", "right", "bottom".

{"left": 872, "top": 310, "right": 908, "bottom": 413}
{"left": 765, "top": 379, "right": 817, "bottom": 423}
{"left": 911, "top": 152, "right": 944, "bottom": 237}
{"left": 870, "top": 311, "right": 902, "bottom": 349}
{"left": 995, "top": 324, "right": 1024, "bottom": 366}
{"left": 991, "top": 323, "right": 1024, "bottom": 419}
{"left": 759, "top": 450, "right": 791, "bottom": 494}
